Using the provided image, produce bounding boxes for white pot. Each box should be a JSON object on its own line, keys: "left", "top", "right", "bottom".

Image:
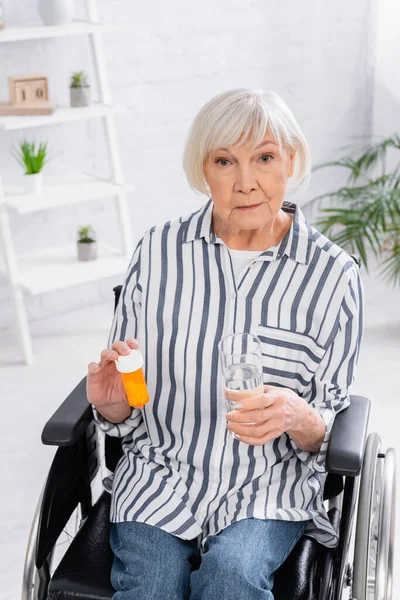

{"left": 77, "top": 241, "right": 97, "bottom": 262}
{"left": 70, "top": 86, "right": 91, "bottom": 107}
{"left": 38, "top": 0, "right": 74, "bottom": 26}
{"left": 25, "top": 173, "right": 43, "bottom": 196}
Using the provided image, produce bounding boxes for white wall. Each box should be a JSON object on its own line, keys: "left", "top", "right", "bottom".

{"left": 372, "top": 0, "right": 400, "bottom": 162}
{"left": 0, "top": 0, "right": 375, "bottom": 331}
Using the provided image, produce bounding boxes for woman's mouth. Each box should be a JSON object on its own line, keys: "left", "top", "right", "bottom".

{"left": 237, "top": 203, "right": 262, "bottom": 211}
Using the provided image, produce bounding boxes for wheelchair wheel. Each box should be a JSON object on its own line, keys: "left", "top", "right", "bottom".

{"left": 375, "top": 447, "right": 396, "bottom": 599}
{"left": 351, "top": 433, "right": 396, "bottom": 600}
{"left": 22, "top": 483, "right": 44, "bottom": 600}
{"left": 22, "top": 483, "right": 82, "bottom": 600}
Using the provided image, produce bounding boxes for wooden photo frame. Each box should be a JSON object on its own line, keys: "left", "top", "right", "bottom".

{"left": 9, "top": 74, "right": 50, "bottom": 106}
{"left": 0, "top": 1, "right": 5, "bottom": 31}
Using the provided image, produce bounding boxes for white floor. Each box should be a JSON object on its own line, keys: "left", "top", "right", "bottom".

{"left": 0, "top": 266, "right": 399, "bottom": 599}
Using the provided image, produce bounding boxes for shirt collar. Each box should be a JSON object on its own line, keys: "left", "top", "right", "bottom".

{"left": 182, "top": 198, "right": 313, "bottom": 265}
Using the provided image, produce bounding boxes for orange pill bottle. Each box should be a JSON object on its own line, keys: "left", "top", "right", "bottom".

{"left": 115, "top": 349, "right": 149, "bottom": 408}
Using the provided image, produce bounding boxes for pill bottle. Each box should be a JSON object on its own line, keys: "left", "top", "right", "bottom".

{"left": 115, "top": 349, "right": 149, "bottom": 408}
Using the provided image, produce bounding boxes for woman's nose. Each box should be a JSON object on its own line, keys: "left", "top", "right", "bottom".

{"left": 234, "top": 167, "right": 258, "bottom": 195}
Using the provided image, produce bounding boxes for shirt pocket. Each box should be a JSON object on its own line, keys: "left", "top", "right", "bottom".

{"left": 256, "top": 324, "right": 326, "bottom": 395}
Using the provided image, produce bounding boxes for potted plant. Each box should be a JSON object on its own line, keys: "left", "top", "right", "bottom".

{"left": 302, "top": 134, "right": 400, "bottom": 286}
{"left": 70, "top": 71, "right": 91, "bottom": 108}
{"left": 13, "top": 140, "right": 48, "bottom": 195}
{"left": 77, "top": 225, "right": 97, "bottom": 261}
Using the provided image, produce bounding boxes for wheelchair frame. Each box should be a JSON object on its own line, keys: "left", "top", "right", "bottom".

{"left": 21, "top": 284, "right": 396, "bottom": 600}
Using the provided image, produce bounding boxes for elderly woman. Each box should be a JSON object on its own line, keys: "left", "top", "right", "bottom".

{"left": 87, "top": 88, "right": 363, "bottom": 600}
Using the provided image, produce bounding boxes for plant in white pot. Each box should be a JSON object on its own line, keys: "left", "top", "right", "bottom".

{"left": 77, "top": 225, "right": 97, "bottom": 261}
{"left": 70, "top": 71, "right": 91, "bottom": 108}
{"left": 13, "top": 140, "right": 48, "bottom": 195}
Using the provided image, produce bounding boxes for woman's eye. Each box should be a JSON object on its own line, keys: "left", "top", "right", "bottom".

{"left": 215, "top": 155, "right": 273, "bottom": 167}
{"left": 215, "top": 158, "right": 230, "bottom": 167}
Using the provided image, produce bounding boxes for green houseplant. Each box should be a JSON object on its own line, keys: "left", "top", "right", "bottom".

{"left": 70, "top": 70, "right": 91, "bottom": 108}
{"left": 302, "top": 134, "right": 400, "bottom": 286}
{"left": 77, "top": 225, "right": 97, "bottom": 261}
{"left": 13, "top": 140, "right": 48, "bottom": 195}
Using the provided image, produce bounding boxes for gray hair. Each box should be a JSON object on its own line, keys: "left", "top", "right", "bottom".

{"left": 182, "top": 87, "right": 311, "bottom": 197}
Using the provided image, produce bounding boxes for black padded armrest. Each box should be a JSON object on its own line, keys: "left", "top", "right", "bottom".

{"left": 41, "top": 376, "right": 93, "bottom": 446}
{"left": 326, "top": 395, "right": 370, "bottom": 476}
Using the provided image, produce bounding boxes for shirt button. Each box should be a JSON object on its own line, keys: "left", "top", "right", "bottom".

{"left": 230, "top": 292, "right": 236, "bottom": 299}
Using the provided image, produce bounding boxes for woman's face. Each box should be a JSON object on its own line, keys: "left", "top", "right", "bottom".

{"left": 203, "top": 132, "right": 296, "bottom": 233}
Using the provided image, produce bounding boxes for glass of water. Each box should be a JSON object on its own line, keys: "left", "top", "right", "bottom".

{"left": 218, "top": 333, "right": 264, "bottom": 434}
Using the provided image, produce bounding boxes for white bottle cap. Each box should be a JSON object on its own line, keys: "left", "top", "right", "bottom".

{"left": 115, "top": 349, "right": 143, "bottom": 373}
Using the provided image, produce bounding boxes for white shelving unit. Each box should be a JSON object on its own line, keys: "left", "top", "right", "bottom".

{"left": 0, "top": 103, "right": 115, "bottom": 130}
{"left": 0, "top": 1, "right": 135, "bottom": 365}
{"left": 0, "top": 19, "right": 117, "bottom": 42}
{"left": 16, "top": 244, "right": 130, "bottom": 296}
{"left": 3, "top": 172, "right": 135, "bottom": 214}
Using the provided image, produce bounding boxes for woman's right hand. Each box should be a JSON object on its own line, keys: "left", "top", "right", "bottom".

{"left": 86, "top": 337, "right": 140, "bottom": 409}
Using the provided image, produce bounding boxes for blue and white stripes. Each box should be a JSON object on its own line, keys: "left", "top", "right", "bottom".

{"left": 93, "top": 198, "right": 364, "bottom": 552}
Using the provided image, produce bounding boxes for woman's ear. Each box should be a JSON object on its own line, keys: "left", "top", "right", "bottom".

{"left": 287, "top": 148, "right": 297, "bottom": 178}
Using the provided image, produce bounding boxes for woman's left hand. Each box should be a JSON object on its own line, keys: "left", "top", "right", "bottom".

{"left": 225, "top": 384, "right": 310, "bottom": 446}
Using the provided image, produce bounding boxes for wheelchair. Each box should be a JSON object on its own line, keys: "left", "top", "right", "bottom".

{"left": 22, "top": 281, "right": 397, "bottom": 600}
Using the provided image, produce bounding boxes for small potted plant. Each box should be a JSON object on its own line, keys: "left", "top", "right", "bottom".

{"left": 70, "top": 71, "right": 91, "bottom": 107}
{"left": 77, "top": 225, "right": 97, "bottom": 261}
{"left": 13, "top": 140, "right": 48, "bottom": 195}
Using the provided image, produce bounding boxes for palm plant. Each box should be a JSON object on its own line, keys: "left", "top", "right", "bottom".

{"left": 302, "top": 134, "right": 400, "bottom": 286}
{"left": 13, "top": 140, "right": 48, "bottom": 174}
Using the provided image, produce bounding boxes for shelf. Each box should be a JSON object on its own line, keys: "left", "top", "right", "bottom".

{"left": 0, "top": 20, "right": 117, "bottom": 43}
{"left": 0, "top": 103, "right": 114, "bottom": 131}
{"left": 9, "top": 243, "right": 130, "bottom": 295}
{"left": 2, "top": 172, "right": 135, "bottom": 214}
{"left": 1, "top": 10, "right": 133, "bottom": 364}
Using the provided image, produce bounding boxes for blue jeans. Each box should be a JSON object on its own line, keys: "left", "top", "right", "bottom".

{"left": 110, "top": 517, "right": 307, "bottom": 599}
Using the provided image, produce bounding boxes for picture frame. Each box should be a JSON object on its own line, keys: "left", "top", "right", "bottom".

{"left": 0, "top": 1, "right": 5, "bottom": 31}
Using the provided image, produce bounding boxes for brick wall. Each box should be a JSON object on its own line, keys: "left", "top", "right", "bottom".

{"left": 0, "top": 0, "right": 375, "bottom": 329}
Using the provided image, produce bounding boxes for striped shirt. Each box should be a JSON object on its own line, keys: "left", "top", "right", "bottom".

{"left": 92, "top": 197, "right": 364, "bottom": 552}
{"left": 228, "top": 248, "right": 264, "bottom": 279}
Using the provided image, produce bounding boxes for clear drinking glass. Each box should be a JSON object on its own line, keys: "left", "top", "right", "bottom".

{"left": 218, "top": 332, "right": 264, "bottom": 435}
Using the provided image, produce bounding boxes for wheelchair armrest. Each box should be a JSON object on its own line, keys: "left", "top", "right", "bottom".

{"left": 41, "top": 376, "right": 93, "bottom": 446}
{"left": 326, "top": 395, "right": 370, "bottom": 476}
